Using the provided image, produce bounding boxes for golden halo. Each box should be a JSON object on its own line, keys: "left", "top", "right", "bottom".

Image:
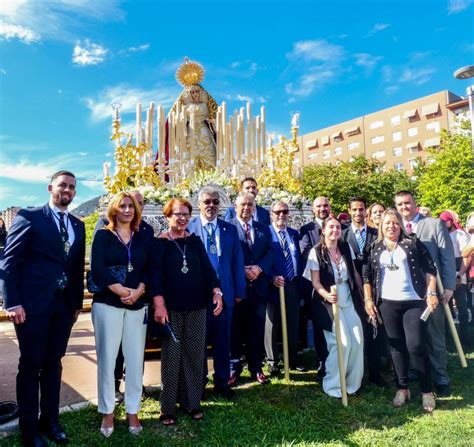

{"left": 176, "top": 58, "right": 205, "bottom": 87}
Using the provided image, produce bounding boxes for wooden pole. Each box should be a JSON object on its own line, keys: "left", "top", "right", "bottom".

{"left": 436, "top": 275, "right": 467, "bottom": 368}
{"left": 331, "top": 285, "right": 348, "bottom": 406}
{"left": 279, "top": 286, "right": 290, "bottom": 382}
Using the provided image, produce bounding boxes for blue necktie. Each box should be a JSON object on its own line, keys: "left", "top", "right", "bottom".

{"left": 205, "top": 223, "right": 219, "bottom": 275}
{"left": 355, "top": 228, "right": 366, "bottom": 253}
{"left": 279, "top": 230, "right": 295, "bottom": 281}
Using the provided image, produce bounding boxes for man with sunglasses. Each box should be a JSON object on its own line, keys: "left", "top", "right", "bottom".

{"left": 188, "top": 187, "right": 246, "bottom": 399}
{"left": 224, "top": 177, "right": 270, "bottom": 225}
{"left": 265, "top": 201, "right": 306, "bottom": 375}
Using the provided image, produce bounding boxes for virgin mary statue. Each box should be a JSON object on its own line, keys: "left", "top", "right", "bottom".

{"left": 168, "top": 58, "right": 218, "bottom": 171}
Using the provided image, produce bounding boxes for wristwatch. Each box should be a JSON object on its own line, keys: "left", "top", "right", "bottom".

{"left": 426, "top": 291, "right": 437, "bottom": 297}
{"left": 213, "top": 291, "right": 223, "bottom": 297}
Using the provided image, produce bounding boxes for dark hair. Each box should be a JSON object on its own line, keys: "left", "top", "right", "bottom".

{"left": 240, "top": 177, "right": 257, "bottom": 187}
{"left": 348, "top": 196, "right": 367, "bottom": 208}
{"left": 315, "top": 217, "right": 343, "bottom": 266}
{"left": 162, "top": 198, "right": 192, "bottom": 217}
{"left": 394, "top": 190, "right": 414, "bottom": 199}
{"left": 50, "top": 171, "right": 76, "bottom": 183}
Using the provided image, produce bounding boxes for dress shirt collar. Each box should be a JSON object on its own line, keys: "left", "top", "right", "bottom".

{"left": 200, "top": 215, "right": 218, "bottom": 228}
{"left": 351, "top": 223, "right": 367, "bottom": 234}
{"left": 48, "top": 200, "right": 69, "bottom": 217}
{"left": 237, "top": 217, "right": 253, "bottom": 229}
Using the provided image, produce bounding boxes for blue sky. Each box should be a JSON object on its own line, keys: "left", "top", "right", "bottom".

{"left": 0, "top": 0, "right": 473, "bottom": 210}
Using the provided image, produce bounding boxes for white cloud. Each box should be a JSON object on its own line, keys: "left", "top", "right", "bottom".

{"left": 0, "top": 21, "right": 41, "bottom": 43}
{"left": 225, "top": 94, "right": 267, "bottom": 104}
{"left": 72, "top": 39, "right": 108, "bottom": 66}
{"left": 83, "top": 83, "right": 179, "bottom": 122}
{"left": 0, "top": 68, "right": 6, "bottom": 75}
{"left": 381, "top": 63, "right": 436, "bottom": 95}
{"left": 399, "top": 67, "right": 436, "bottom": 85}
{"left": 127, "top": 44, "right": 149, "bottom": 53}
{"left": 448, "top": 0, "right": 473, "bottom": 14}
{"left": 367, "top": 23, "right": 391, "bottom": 37}
{"left": 78, "top": 152, "right": 88, "bottom": 156}
{"left": 226, "top": 60, "right": 259, "bottom": 78}
{"left": 80, "top": 180, "right": 105, "bottom": 191}
{"left": 353, "top": 53, "right": 383, "bottom": 72}
{"left": 0, "top": 162, "right": 53, "bottom": 182}
{"left": 286, "top": 69, "right": 336, "bottom": 97}
{"left": 287, "top": 39, "right": 344, "bottom": 62}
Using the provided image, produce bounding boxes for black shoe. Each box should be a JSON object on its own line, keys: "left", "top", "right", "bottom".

{"left": 369, "top": 375, "right": 388, "bottom": 388}
{"left": 268, "top": 363, "right": 280, "bottom": 376}
{"left": 214, "top": 385, "right": 235, "bottom": 400}
{"left": 253, "top": 372, "right": 270, "bottom": 385}
{"left": 22, "top": 434, "right": 48, "bottom": 447}
{"left": 435, "top": 384, "right": 451, "bottom": 397}
{"left": 228, "top": 372, "right": 240, "bottom": 387}
{"left": 316, "top": 367, "right": 326, "bottom": 382}
{"left": 39, "top": 419, "right": 69, "bottom": 445}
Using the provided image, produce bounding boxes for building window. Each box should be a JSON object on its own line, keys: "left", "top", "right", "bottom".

{"left": 392, "top": 147, "right": 403, "bottom": 157}
{"left": 348, "top": 142, "right": 360, "bottom": 151}
{"left": 408, "top": 159, "right": 418, "bottom": 170}
{"left": 370, "top": 120, "right": 384, "bottom": 129}
{"left": 394, "top": 162, "right": 404, "bottom": 171}
{"left": 392, "top": 131, "right": 402, "bottom": 142}
{"left": 372, "top": 150, "right": 386, "bottom": 159}
{"left": 308, "top": 153, "right": 318, "bottom": 160}
{"left": 334, "top": 146, "right": 343, "bottom": 155}
{"left": 391, "top": 115, "right": 401, "bottom": 126}
{"left": 323, "top": 150, "right": 331, "bottom": 159}
{"left": 371, "top": 135, "right": 384, "bottom": 144}
{"left": 408, "top": 127, "right": 418, "bottom": 137}
{"left": 321, "top": 136, "right": 330, "bottom": 145}
{"left": 332, "top": 132, "right": 343, "bottom": 142}
{"left": 426, "top": 121, "right": 440, "bottom": 133}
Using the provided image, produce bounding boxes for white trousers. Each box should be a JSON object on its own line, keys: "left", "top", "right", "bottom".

{"left": 92, "top": 302, "right": 147, "bottom": 414}
{"left": 323, "top": 303, "right": 364, "bottom": 398}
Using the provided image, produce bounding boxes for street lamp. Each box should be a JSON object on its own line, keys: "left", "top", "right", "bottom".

{"left": 453, "top": 65, "right": 474, "bottom": 153}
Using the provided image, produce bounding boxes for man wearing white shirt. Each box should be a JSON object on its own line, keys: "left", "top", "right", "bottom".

{"left": 0, "top": 171, "right": 85, "bottom": 446}
{"left": 394, "top": 190, "right": 456, "bottom": 396}
{"left": 265, "top": 201, "right": 305, "bottom": 374}
{"left": 187, "top": 187, "right": 246, "bottom": 399}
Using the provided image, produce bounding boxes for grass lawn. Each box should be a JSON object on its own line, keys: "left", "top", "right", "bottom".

{"left": 2, "top": 343, "right": 473, "bottom": 446}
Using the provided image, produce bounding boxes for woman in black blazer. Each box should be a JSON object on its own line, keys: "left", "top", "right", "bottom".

{"left": 363, "top": 208, "right": 438, "bottom": 412}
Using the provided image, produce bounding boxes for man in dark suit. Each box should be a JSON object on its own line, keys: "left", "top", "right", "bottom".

{"left": 92, "top": 190, "right": 153, "bottom": 402}
{"left": 265, "top": 201, "right": 305, "bottom": 374}
{"left": 224, "top": 177, "right": 270, "bottom": 225}
{"left": 342, "top": 196, "right": 386, "bottom": 387}
{"left": 188, "top": 186, "right": 246, "bottom": 399}
{"left": 395, "top": 190, "right": 456, "bottom": 396}
{"left": 0, "top": 171, "right": 86, "bottom": 447}
{"left": 299, "top": 196, "right": 331, "bottom": 374}
{"left": 228, "top": 192, "right": 274, "bottom": 385}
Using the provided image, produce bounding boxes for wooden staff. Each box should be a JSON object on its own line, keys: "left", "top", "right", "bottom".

{"left": 436, "top": 275, "right": 467, "bottom": 368}
{"left": 279, "top": 286, "right": 290, "bottom": 382}
{"left": 331, "top": 285, "right": 348, "bottom": 406}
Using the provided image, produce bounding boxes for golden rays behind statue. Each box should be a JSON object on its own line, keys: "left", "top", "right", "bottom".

{"left": 176, "top": 57, "right": 205, "bottom": 87}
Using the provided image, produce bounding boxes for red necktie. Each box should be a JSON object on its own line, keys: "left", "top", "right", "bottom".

{"left": 406, "top": 222, "right": 413, "bottom": 234}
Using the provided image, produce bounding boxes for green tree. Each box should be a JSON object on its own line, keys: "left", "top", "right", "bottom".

{"left": 302, "top": 156, "right": 417, "bottom": 215}
{"left": 417, "top": 128, "right": 473, "bottom": 221}
{"left": 83, "top": 211, "right": 99, "bottom": 248}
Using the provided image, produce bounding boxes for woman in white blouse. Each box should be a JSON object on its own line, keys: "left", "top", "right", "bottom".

{"left": 304, "top": 217, "right": 364, "bottom": 398}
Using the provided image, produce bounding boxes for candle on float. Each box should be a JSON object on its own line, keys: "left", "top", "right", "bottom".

{"left": 221, "top": 101, "right": 227, "bottom": 168}
{"left": 103, "top": 161, "right": 110, "bottom": 178}
{"left": 256, "top": 116, "right": 261, "bottom": 165}
{"left": 261, "top": 105, "right": 266, "bottom": 153}
{"left": 215, "top": 107, "right": 221, "bottom": 166}
{"left": 147, "top": 103, "right": 154, "bottom": 150}
{"left": 136, "top": 103, "right": 142, "bottom": 146}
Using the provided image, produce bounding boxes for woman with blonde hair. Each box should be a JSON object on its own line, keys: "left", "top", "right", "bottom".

{"left": 91, "top": 191, "right": 160, "bottom": 437}
{"left": 363, "top": 208, "right": 438, "bottom": 412}
{"left": 367, "top": 203, "right": 385, "bottom": 229}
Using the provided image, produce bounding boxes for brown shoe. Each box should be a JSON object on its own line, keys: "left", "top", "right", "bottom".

{"left": 393, "top": 389, "right": 410, "bottom": 407}
{"left": 422, "top": 393, "right": 436, "bottom": 413}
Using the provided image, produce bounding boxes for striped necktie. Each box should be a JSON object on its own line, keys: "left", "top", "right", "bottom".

{"left": 279, "top": 230, "right": 295, "bottom": 281}
{"left": 244, "top": 222, "right": 253, "bottom": 250}
{"left": 58, "top": 212, "right": 69, "bottom": 255}
{"left": 354, "top": 228, "right": 366, "bottom": 253}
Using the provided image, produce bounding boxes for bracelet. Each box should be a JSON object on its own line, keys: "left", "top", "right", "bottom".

{"left": 213, "top": 291, "right": 223, "bottom": 297}
{"left": 427, "top": 291, "right": 437, "bottom": 297}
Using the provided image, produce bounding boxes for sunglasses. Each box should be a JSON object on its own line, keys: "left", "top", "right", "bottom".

{"left": 202, "top": 199, "right": 220, "bottom": 206}
{"left": 272, "top": 209, "right": 289, "bottom": 215}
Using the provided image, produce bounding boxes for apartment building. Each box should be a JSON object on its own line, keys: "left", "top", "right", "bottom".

{"left": 295, "top": 90, "right": 468, "bottom": 172}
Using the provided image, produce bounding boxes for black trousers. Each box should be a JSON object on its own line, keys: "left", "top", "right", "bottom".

{"left": 452, "top": 284, "right": 470, "bottom": 345}
{"left": 362, "top": 318, "right": 385, "bottom": 379}
{"left": 230, "top": 287, "right": 266, "bottom": 375}
{"left": 14, "top": 307, "right": 75, "bottom": 439}
{"left": 379, "top": 299, "right": 432, "bottom": 393}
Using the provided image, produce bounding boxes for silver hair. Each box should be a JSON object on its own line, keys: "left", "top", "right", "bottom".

{"left": 198, "top": 186, "right": 220, "bottom": 201}
{"left": 313, "top": 196, "right": 329, "bottom": 207}
{"left": 270, "top": 200, "right": 289, "bottom": 212}
{"left": 235, "top": 192, "right": 256, "bottom": 205}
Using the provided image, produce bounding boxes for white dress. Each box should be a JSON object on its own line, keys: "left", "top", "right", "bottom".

{"left": 305, "top": 247, "right": 364, "bottom": 397}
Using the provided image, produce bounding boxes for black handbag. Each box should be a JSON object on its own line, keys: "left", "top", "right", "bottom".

{"left": 87, "top": 265, "right": 127, "bottom": 293}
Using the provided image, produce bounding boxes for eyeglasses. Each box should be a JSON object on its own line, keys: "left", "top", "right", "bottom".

{"left": 202, "top": 199, "right": 220, "bottom": 206}
{"left": 171, "top": 212, "right": 191, "bottom": 219}
{"left": 272, "top": 209, "right": 289, "bottom": 215}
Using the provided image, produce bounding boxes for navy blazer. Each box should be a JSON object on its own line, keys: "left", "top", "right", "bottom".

{"left": 299, "top": 221, "right": 321, "bottom": 269}
{"left": 0, "top": 204, "right": 86, "bottom": 315}
{"left": 268, "top": 225, "right": 303, "bottom": 304}
{"left": 342, "top": 225, "right": 378, "bottom": 275}
{"left": 187, "top": 217, "right": 246, "bottom": 307}
{"left": 229, "top": 218, "right": 274, "bottom": 298}
{"left": 224, "top": 205, "right": 271, "bottom": 225}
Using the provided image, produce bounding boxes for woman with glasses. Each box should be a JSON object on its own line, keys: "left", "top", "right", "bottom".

{"left": 153, "top": 198, "right": 223, "bottom": 426}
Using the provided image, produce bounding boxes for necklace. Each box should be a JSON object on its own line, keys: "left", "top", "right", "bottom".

{"left": 168, "top": 232, "right": 188, "bottom": 274}
{"left": 115, "top": 230, "right": 134, "bottom": 272}
{"left": 383, "top": 239, "right": 399, "bottom": 271}
{"left": 328, "top": 248, "right": 344, "bottom": 284}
